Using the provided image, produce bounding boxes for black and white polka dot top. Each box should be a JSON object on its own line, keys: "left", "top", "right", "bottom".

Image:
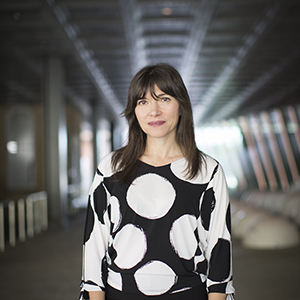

{"left": 80, "top": 152, "right": 235, "bottom": 299}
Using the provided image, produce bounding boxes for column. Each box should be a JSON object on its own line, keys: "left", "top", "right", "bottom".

{"left": 113, "top": 118, "right": 127, "bottom": 150}
{"left": 92, "top": 104, "right": 99, "bottom": 173}
{"left": 43, "top": 56, "right": 68, "bottom": 228}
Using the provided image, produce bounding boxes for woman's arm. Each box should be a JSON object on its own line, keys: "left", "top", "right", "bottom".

{"left": 81, "top": 155, "right": 113, "bottom": 298}
{"left": 89, "top": 291, "right": 105, "bottom": 300}
{"left": 203, "top": 160, "right": 235, "bottom": 298}
{"left": 208, "top": 293, "right": 226, "bottom": 300}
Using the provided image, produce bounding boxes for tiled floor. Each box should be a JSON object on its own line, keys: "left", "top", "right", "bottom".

{"left": 0, "top": 211, "right": 299, "bottom": 300}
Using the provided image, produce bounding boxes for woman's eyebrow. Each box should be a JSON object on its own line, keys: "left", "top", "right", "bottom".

{"left": 138, "top": 92, "right": 168, "bottom": 100}
{"left": 138, "top": 94, "right": 147, "bottom": 100}
{"left": 156, "top": 93, "right": 168, "bottom": 97}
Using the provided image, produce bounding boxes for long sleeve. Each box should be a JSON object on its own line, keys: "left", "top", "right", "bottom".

{"left": 80, "top": 167, "right": 111, "bottom": 300}
{"left": 204, "top": 162, "right": 235, "bottom": 299}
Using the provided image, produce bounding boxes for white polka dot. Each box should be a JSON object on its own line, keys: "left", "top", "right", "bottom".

{"left": 134, "top": 261, "right": 177, "bottom": 295}
{"left": 109, "top": 196, "right": 122, "bottom": 233}
{"left": 169, "top": 215, "right": 198, "bottom": 260}
{"left": 113, "top": 224, "right": 147, "bottom": 269}
{"left": 127, "top": 173, "right": 176, "bottom": 219}
{"left": 107, "top": 269, "right": 122, "bottom": 291}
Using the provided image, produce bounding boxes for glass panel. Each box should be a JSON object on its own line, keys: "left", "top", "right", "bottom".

{"left": 5, "top": 106, "right": 36, "bottom": 189}
{"left": 260, "top": 111, "right": 289, "bottom": 191}
{"left": 195, "top": 120, "right": 248, "bottom": 192}
{"left": 239, "top": 116, "right": 268, "bottom": 192}
{"left": 286, "top": 106, "right": 300, "bottom": 175}
{"left": 249, "top": 114, "right": 278, "bottom": 191}
{"left": 271, "top": 109, "right": 299, "bottom": 184}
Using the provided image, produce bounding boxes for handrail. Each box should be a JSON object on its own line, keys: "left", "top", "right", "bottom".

{"left": 0, "top": 191, "right": 47, "bottom": 252}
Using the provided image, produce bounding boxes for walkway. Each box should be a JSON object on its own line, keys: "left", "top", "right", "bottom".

{"left": 0, "top": 211, "right": 299, "bottom": 300}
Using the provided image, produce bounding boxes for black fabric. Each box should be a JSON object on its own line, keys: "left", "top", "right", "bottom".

{"left": 105, "top": 282, "right": 208, "bottom": 300}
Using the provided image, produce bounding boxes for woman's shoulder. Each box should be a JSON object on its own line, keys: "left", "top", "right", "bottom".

{"left": 97, "top": 151, "right": 115, "bottom": 177}
{"left": 202, "top": 153, "right": 227, "bottom": 181}
{"left": 170, "top": 153, "right": 219, "bottom": 184}
{"left": 202, "top": 153, "right": 219, "bottom": 170}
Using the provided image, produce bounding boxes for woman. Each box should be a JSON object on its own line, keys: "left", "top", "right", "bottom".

{"left": 80, "top": 64, "right": 235, "bottom": 300}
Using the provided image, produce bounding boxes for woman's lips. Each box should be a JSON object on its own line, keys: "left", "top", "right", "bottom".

{"left": 148, "top": 121, "right": 165, "bottom": 127}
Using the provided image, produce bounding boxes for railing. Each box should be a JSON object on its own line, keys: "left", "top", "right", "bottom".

{"left": 0, "top": 191, "right": 48, "bottom": 252}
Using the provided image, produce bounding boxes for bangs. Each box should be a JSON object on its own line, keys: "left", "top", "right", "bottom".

{"left": 137, "top": 82, "right": 162, "bottom": 102}
{"left": 135, "top": 71, "right": 177, "bottom": 102}
{"left": 125, "top": 63, "right": 190, "bottom": 118}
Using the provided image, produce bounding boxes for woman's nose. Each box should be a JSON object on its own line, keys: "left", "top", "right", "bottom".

{"left": 149, "top": 101, "right": 161, "bottom": 116}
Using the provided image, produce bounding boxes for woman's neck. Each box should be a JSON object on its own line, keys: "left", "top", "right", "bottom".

{"left": 140, "top": 137, "right": 184, "bottom": 167}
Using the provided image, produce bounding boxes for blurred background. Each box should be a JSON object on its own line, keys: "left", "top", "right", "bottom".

{"left": 0, "top": 0, "right": 300, "bottom": 299}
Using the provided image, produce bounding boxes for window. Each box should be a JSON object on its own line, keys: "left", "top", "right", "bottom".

{"left": 5, "top": 106, "right": 36, "bottom": 189}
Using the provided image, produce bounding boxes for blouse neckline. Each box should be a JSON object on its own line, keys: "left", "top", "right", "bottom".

{"left": 138, "top": 157, "right": 185, "bottom": 168}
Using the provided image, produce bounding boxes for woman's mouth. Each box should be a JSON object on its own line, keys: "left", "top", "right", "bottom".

{"left": 148, "top": 121, "right": 165, "bottom": 127}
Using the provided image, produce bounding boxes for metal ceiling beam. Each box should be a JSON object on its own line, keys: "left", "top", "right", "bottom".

{"left": 11, "top": 47, "right": 95, "bottom": 118}
{"left": 56, "top": 0, "right": 118, "bottom": 9}
{"left": 64, "top": 86, "right": 92, "bottom": 117}
{"left": 119, "top": 0, "right": 148, "bottom": 73}
{"left": 145, "top": 33, "right": 188, "bottom": 43}
{"left": 11, "top": 48, "right": 42, "bottom": 76}
{"left": 179, "top": 0, "right": 216, "bottom": 87}
{"left": 140, "top": 0, "right": 199, "bottom": 7}
{"left": 44, "top": 0, "right": 124, "bottom": 121}
{"left": 212, "top": 48, "right": 300, "bottom": 121}
{"left": 3, "top": 79, "right": 40, "bottom": 102}
{"left": 0, "top": 49, "right": 40, "bottom": 103}
{"left": 0, "top": 2, "right": 41, "bottom": 10}
{"left": 68, "top": 18, "right": 121, "bottom": 28}
{"left": 142, "top": 17, "right": 192, "bottom": 28}
{"left": 244, "top": 79, "right": 300, "bottom": 114}
{"left": 193, "top": 2, "right": 281, "bottom": 125}
{"left": 80, "top": 32, "right": 124, "bottom": 41}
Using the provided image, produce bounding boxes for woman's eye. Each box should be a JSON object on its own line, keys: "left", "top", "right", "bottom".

{"left": 137, "top": 100, "right": 147, "bottom": 105}
{"left": 161, "top": 97, "right": 170, "bottom": 102}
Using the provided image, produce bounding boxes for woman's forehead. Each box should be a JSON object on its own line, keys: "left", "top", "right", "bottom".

{"left": 138, "top": 85, "right": 167, "bottom": 100}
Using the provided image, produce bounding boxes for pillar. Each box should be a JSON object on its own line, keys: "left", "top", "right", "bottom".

{"left": 43, "top": 56, "right": 68, "bottom": 228}
{"left": 92, "top": 104, "right": 99, "bottom": 173}
{"left": 92, "top": 106, "right": 113, "bottom": 171}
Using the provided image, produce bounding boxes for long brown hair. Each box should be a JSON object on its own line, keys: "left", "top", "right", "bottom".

{"left": 112, "top": 63, "right": 205, "bottom": 182}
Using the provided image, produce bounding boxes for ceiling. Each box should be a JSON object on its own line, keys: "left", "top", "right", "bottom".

{"left": 1, "top": 0, "right": 300, "bottom": 126}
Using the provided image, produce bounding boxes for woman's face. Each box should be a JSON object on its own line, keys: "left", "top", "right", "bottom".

{"left": 134, "top": 85, "right": 180, "bottom": 142}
